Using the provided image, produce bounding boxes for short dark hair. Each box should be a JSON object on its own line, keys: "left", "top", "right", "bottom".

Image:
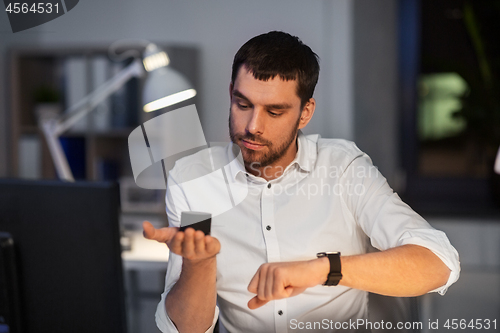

{"left": 231, "top": 31, "right": 320, "bottom": 109}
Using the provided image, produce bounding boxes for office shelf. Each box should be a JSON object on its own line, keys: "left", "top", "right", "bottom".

{"left": 8, "top": 44, "right": 199, "bottom": 181}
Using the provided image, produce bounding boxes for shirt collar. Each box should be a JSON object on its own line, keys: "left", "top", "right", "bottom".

{"left": 295, "top": 130, "right": 319, "bottom": 173}
{"left": 227, "top": 130, "right": 319, "bottom": 181}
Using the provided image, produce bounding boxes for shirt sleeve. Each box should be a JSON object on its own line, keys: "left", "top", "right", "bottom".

{"left": 154, "top": 174, "right": 220, "bottom": 332}
{"left": 339, "top": 153, "right": 460, "bottom": 295}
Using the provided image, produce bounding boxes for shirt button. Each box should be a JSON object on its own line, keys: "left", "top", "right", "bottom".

{"left": 266, "top": 225, "right": 271, "bottom": 231}
{"left": 267, "top": 183, "right": 271, "bottom": 189}
{"left": 278, "top": 310, "right": 283, "bottom": 316}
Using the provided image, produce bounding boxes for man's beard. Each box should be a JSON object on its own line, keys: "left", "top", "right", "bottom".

{"left": 229, "top": 111, "right": 301, "bottom": 168}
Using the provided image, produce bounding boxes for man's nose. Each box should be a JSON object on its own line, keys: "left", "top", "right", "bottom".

{"left": 246, "top": 108, "right": 265, "bottom": 135}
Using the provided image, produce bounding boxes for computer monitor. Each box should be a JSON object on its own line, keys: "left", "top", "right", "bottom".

{"left": 0, "top": 179, "right": 127, "bottom": 333}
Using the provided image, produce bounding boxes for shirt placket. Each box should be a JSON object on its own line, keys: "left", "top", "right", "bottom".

{"left": 261, "top": 182, "right": 288, "bottom": 333}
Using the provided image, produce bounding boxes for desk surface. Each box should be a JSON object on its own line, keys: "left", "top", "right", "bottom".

{"left": 122, "top": 231, "right": 169, "bottom": 270}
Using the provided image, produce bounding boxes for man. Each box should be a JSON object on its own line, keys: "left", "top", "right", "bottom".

{"left": 144, "top": 31, "right": 460, "bottom": 333}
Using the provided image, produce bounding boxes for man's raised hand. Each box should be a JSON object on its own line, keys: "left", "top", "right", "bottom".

{"left": 142, "top": 221, "right": 220, "bottom": 262}
{"left": 247, "top": 259, "right": 329, "bottom": 309}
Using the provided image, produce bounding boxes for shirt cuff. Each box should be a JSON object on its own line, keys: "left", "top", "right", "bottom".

{"left": 155, "top": 291, "right": 220, "bottom": 332}
{"left": 398, "top": 229, "right": 461, "bottom": 295}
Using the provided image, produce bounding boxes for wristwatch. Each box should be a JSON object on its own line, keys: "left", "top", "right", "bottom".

{"left": 316, "top": 252, "right": 342, "bottom": 286}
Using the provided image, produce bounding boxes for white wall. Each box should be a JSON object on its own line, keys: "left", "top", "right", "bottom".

{"left": 353, "top": 0, "right": 400, "bottom": 186}
{"left": 0, "top": 0, "right": 356, "bottom": 176}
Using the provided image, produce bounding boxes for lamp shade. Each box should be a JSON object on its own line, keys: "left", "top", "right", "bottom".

{"left": 141, "top": 44, "right": 197, "bottom": 112}
{"left": 143, "top": 66, "right": 196, "bottom": 112}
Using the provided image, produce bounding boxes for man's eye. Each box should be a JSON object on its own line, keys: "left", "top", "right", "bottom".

{"left": 238, "top": 103, "right": 249, "bottom": 110}
{"left": 268, "top": 111, "right": 280, "bottom": 117}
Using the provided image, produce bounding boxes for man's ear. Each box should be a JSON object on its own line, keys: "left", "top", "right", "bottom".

{"left": 298, "top": 98, "right": 316, "bottom": 130}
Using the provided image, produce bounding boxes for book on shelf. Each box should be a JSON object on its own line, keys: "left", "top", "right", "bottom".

{"left": 92, "top": 56, "right": 112, "bottom": 132}
{"left": 62, "top": 55, "right": 139, "bottom": 133}
{"left": 63, "top": 56, "right": 88, "bottom": 132}
{"left": 18, "top": 135, "right": 41, "bottom": 179}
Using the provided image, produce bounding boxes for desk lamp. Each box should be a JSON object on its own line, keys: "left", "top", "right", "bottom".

{"left": 38, "top": 43, "right": 196, "bottom": 182}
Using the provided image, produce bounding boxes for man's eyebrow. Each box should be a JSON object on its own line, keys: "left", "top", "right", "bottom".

{"left": 232, "top": 89, "right": 293, "bottom": 110}
{"left": 265, "top": 102, "right": 293, "bottom": 110}
{"left": 232, "top": 90, "right": 252, "bottom": 104}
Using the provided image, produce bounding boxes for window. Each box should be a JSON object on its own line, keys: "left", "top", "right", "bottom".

{"left": 399, "top": 0, "right": 500, "bottom": 213}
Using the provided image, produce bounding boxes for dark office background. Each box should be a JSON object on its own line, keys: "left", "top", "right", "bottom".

{"left": 1, "top": 1, "right": 499, "bottom": 332}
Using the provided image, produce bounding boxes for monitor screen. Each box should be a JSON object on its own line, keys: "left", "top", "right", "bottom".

{"left": 0, "top": 179, "right": 126, "bottom": 333}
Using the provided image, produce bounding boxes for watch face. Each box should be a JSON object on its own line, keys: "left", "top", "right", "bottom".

{"left": 317, "top": 251, "right": 340, "bottom": 257}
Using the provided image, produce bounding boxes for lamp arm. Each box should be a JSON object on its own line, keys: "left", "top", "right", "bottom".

{"left": 55, "top": 58, "right": 144, "bottom": 135}
{"left": 39, "top": 58, "right": 144, "bottom": 181}
{"left": 40, "top": 120, "right": 75, "bottom": 181}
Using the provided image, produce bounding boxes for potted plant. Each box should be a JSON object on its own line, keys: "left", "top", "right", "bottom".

{"left": 34, "top": 85, "right": 61, "bottom": 123}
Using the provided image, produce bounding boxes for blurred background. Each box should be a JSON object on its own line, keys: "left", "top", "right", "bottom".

{"left": 0, "top": 0, "right": 499, "bottom": 332}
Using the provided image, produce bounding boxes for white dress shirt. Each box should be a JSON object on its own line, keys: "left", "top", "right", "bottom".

{"left": 155, "top": 131, "right": 460, "bottom": 333}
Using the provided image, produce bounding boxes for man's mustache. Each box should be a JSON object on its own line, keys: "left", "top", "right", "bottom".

{"left": 235, "top": 133, "right": 272, "bottom": 146}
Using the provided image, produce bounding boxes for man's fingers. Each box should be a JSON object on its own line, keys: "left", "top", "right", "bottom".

{"left": 247, "top": 296, "right": 269, "bottom": 310}
{"left": 164, "top": 229, "right": 222, "bottom": 260}
{"left": 205, "top": 236, "right": 221, "bottom": 256}
{"left": 265, "top": 267, "right": 276, "bottom": 300}
{"left": 287, "top": 286, "right": 306, "bottom": 298}
{"left": 193, "top": 230, "right": 205, "bottom": 255}
{"left": 142, "top": 221, "right": 178, "bottom": 243}
{"left": 247, "top": 262, "right": 311, "bottom": 310}
{"left": 142, "top": 221, "right": 157, "bottom": 239}
{"left": 257, "top": 265, "right": 269, "bottom": 302}
{"left": 167, "top": 231, "right": 184, "bottom": 255}
{"left": 247, "top": 269, "right": 260, "bottom": 294}
{"left": 182, "top": 228, "right": 196, "bottom": 258}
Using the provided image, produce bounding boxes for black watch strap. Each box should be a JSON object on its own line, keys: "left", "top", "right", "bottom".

{"left": 317, "top": 252, "right": 342, "bottom": 286}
